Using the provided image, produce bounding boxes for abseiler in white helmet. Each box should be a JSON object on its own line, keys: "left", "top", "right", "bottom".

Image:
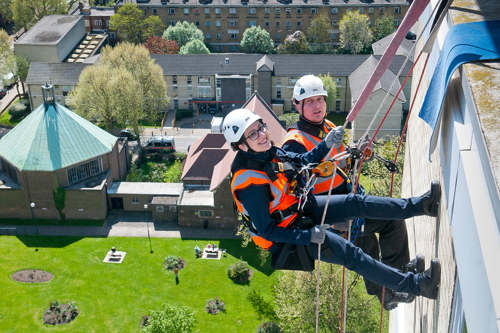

{"left": 292, "top": 75, "right": 328, "bottom": 102}
{"left": 223, "top": 108, "right": 262, "bottom": 150}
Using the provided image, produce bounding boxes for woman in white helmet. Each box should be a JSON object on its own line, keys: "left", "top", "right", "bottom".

{"left": 223, "top": 108, "right": 442, "bottom": 301}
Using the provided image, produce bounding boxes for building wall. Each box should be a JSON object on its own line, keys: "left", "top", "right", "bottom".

{"left": 0, "top": 188, "right": 31, "bottom": 219}
{"left": 14, "top": 44, "right": 62, "bottom": 64}
{"left": 57, "top": 17, "right": 86, "bottom": 62}
{"left": 123, "top": 1, "right": 409, "bottom": 52}
{"left": 64, "top": 187, "right": 108, "bottom": 220}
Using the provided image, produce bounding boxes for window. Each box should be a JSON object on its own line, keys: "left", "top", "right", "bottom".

{"left": 84, "top": 20, "right": 89, "bottom": 27}
{"left": 249, "top": 8, "right": 256, "bottom": 15}
{"left": 286, "top": 8, "right": 291, "bottom": 14}
{"left": 276, "top": 78, "right": 281, "bottom": 86}
{"left": 205, "top": 21, "right": 210, "bottom": 26}
{"left": 229, "top": 8, "right": 236, "bottom": 15}
{"left": 187, "top": 86, "right": 193, "bottom": 98}
{"left": 286, "top": 21, "right": 291, "bottom": 27}
{"left": 264, "top": 8, "right": 270, "bottom": 15}
{"left": 288, "top": 77, "right": 299, "bottom": 86}
{"left": 331, "top": 8, "right": 338, "bottom": 14}
{"left": 206, "top": 33, "right": 211, "bottom": 39}
{"left": 275, "top": 8, "right": 280, "bottom": 15}
{"left": 229, "top": 20, "right": 237, "bottom": 27}
{"left": 198, "top": 86, "right": 211, "bottom": 98}
{"left": 198, "top": 76, "right": 211, "bottom": 85}
{"left": 169, "top": 8, "right": 175, "bottom": 14}
{"left": 194, "top": 8, "right": 199, "bottom": 14}
{"left": 199, "top": 210, "right": 214, "bottom": 218}
{"left": 230, "top": 33, "right": 237, "bottom": 39}
{"left": 216, "top": 33, "right": 222, "bottom": 39}
{"left": 277, "top": 89, "right": 281, "bottom": 98}
{"left": 296, "top": 8, "right": 302, "bottom": 14}
{"left": 184, "top": 8, "right": 189, "bottom": 14}
{"left": 156, "top": 206, "right": 164, "bottom": 213}
{"left": 152, "top": 8, "right": 158, "bottom": 15}
{"left": 358, "top": 8, "right": 363, "bottom": 14}
{"left": 394, "top": 7, "right": 401, "bottom": 14}
{"left": 132, "top": 198, "right": 139, "bottom": 204}
{"left": 311, "top": 8, "right": 317, "bottom": 14}
{"left": 216, "top": 45, "right": 222, "bottom": 51}
{"left": 368, "top": 7, "right": 374, "bottom": 14}
{"left": 336, "top": 100, "right": 341, "bottom": 112}
{"left": 170, "top": 21, "right": 177, "bottom": 27}
{"left": 249, "top": 21, "right": 256, "bottom": 27}
{"left": 296, "top": 21, "right": 301, "bottom": 27}
{"left": 331, "top": 20, "right": 338, "bottom": 27}
{"left": 393, "top": 19, "right": 400, "bottom": 26}
{"left": 187, "top": 76, "right": 192, "bottom": 84}
{"left": 230, "top": 45, "right": 237, "bottom": 51}
{"left": 264, "top": 21, "right": 270, "bottom": 27}
{"left": 172, "top": 75, "right": 177, "bottom": 84}
{"left": 330, "top": 33, "right": 337, "bottom": 39}
{"left": 195, "top": 21, "right": 200, "bottom": 26}
{"left": 379, "top": 7, "right": 385, "bottom": 14}
{"left": 109, "top": 32, "right": 116, "bottom": 39}
{"left": 94, "top": 20, "right": 102, "bottom": 26}
{"left": 173, "top": 86, "right": 178, "bottom": 97}
{"left": 275, "top": 33, "right": 280, "bottom": 40}
{"left": 215, "top": 8, "right": 221, "bottom": 14}
{"left": 205, "top": 8, "right": 210, "bottom": 14}
{"left": 169, "top": 206, "right": 177, "bottom": 212}
{"left": 216, "top": 21, "right": 221, "bottom": 26}
{"left": 67, "top": 159, "right": 100, "bottom": 184}
{"left": 275, "top": 21, "right": 280, "bottom": 26}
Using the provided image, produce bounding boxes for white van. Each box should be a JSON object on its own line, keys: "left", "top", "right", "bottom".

{"left": 141, "top": 136, "right": 176, "bottom": 153}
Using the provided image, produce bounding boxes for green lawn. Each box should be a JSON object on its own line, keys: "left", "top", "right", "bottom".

{"left": 0, "top": 236, "right": 280, "bottom": 332}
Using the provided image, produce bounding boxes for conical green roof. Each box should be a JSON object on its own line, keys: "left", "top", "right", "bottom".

{"left": 0, "top": 102, "right": 118, "bottom": 171}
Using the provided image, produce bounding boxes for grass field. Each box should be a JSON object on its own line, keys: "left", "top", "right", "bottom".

{"left": 0, "top": 235, "right": 280, "bottom": 332}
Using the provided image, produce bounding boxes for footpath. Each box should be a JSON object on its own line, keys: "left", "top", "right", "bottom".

{"left": 0, "top": 211, "right": 239, "bottom": 239}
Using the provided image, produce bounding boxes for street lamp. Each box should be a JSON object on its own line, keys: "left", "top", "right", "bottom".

{"left": 144, "top": 204, "right": 153, "bottom": 253}
{"left": 30, "top": 202, "right": 39, "bottom": 251}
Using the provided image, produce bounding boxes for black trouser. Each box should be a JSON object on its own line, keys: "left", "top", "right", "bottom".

{"left": 354, "top": 219, "right": 410, "bottom": 298}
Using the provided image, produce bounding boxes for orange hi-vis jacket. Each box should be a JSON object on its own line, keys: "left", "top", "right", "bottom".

{"left": 282, "top": 119, "right": 346, "bottom": 194}
{"left": 231, "top": 164, "right": 299, "bottom": 251}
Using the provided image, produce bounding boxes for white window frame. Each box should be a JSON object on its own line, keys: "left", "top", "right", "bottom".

{"left": 215, "top": 8, "right": 221, "bottom": 14}
{"left": 169, "top": 8, "right": 175, "bottom": 14}
{"left": 311, "top": 8, "right": 317, "bottom": 14}
{"left": 296, "top": 8, "right": 302, "bottom": 14}
{"left": 229, "top": 8, "right": 236, "bottom": 15}
{"left": 394, "top": 7, "right": 401, "bottom": 14}
{"left": 331, "top": 8, "right": 338, "bottom": 14}
{"left": 249, "top": 8, "right": 256, "bottom": 15}
{"left": 184, "top": 8, "right": 189, "bottom": 14}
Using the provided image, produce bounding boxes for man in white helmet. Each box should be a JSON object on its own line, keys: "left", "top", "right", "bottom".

{"left": 282, "top": 74, "right": 422, "bottom": 311}
{"left": 222, "top": 108, "right": 442, "bottom": 303}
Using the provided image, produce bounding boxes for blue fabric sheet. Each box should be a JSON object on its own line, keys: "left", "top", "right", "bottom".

{"left": 418, "top": 20, "right": 500, "bottom": 155}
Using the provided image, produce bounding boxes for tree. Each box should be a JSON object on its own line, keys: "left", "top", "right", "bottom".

{"left": 0, "top": 0, "right": 13, "bottom": 21}
{"left": 278, "top": 112, "right": 299, "bottom": 129}
{"left": 179, "top": 39, "right": 210, "bottom": 55}
{"left": 372, "top": 15, "right": 395, "bottom": 42}
{"left": 109, "top": 3, "right": 165, "bottom": 44}
{"left": 338, "top": 11, "right": 373, "bottom": 54}
{"left": 318, "top": 73, "right": 337, "bottom": 112}
{"left": 10, "top": 0, "right": 77, "bottom": 32}
{"left": 14, "top": 55, "right": 29, "bottom": 95}
{"left": 163, "top": 21, "right": 204, "bottom": 49}
{"left": 142, "top": 304, "right": 197, "bottom": 333}
{"left": 276, "top": 30, "right": 308, "bottom": 54}
{"left": 0, "top": 29, "right": 15, "bottom": 85}
{"left": 307, "top": 13, "right": 335, "bottom": 54}
{"left": 70, "top": 43, "right": 168, "bottom": 142}
{"left": 143, "top": 36, "right": 179, "bottom": 54}
{"left": 274, "top": 263, "right": 383, "bottom": 333}
{"left": 240, "top": 26, "right": 275, "bottom": 54}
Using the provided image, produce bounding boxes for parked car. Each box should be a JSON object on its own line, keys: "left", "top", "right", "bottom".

{"left": 141, "top": 135, "right": 176, "bottom": 153}
{"left": 405, "top": 31, "right": 417, "bottom": 41}
{"left": 118, "top": 129, "right": 138, "bottom": 140}
{"left": 0, "top": 88, "right": 7, "bottom": 99}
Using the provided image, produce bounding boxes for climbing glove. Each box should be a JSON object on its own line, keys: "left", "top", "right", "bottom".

{"left": 310, "top": 225, "right": 330, "bottom": 244}
{"left": 325, "top": 126, "right": 345, "bottom": 149}
{"left": 356, "top": 135, "right": 374, "bottom": 162}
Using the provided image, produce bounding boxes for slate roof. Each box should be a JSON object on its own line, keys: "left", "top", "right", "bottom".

{"left": 372, "top": 32, "right": 416, "bottom": 62}
{"left": 26, "top": 63, "right": 89, "bottom": 85}
{"left": 0, "top": 99, "right": 117, "bottom": 171}
{"left": 117, "top": 0, "right": 409, "bottom": 6}
{"left": 151, "top": 54, "right": 413, "bottom": 78}
{"left": 349, "top": 55, "right": 406, "bottom": 102}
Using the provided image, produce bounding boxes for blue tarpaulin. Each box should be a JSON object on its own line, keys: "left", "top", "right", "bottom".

{"left": 418, "top": 20, "right": 500, "bottom": 155}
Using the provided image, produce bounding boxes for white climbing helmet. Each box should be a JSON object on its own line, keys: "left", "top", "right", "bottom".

{"left": 223, "top": 108, "right": 262, "bottom": 147}
{"left": 292, "top": 75, "right": 328, "bottom": 101}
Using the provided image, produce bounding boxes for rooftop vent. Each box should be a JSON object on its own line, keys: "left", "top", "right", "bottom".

{"left": 41, "top": 82, "right": 55, "bottom": 107}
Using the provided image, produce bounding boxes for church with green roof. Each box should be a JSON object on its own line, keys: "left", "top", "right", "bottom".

{"left": 0, "top": 84, "right": 129, "bottom": 220}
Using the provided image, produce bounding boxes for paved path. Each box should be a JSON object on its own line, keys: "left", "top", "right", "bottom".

{"left": 0, "top": 211, "right": 239, "bottom": 239}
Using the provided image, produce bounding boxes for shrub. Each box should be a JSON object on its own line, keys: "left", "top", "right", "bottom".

{"left": 142, "top": 304, "right": 196, "bottom": 333}
{"left": 8, "top": 101, "right": 28, "bottom": 119}
{"left": 257, "top": 321, "right": 282, "bottom": 333}
{"left": 164, "top": 255, "right": 185, "bottom": 271}
{"left": 205, "top": 297, "right": 226, "bottom": 315}
{"left": 227, "top": 259, "right": 251, "bottom": 282}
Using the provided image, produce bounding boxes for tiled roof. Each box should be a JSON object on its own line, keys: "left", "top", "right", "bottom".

{"left": 0, "top": 101, "right": 117, "bottom": 171}
{"left": 349, "top": 55, "right": 406, "bottom": 102}
{"left": 151, "top": 54, "right": 413, "bottom": 78}
{"left": 26, "top": 63, "right": 89, "bottom": 85}
{"left": 372, "top": 32, "right": 416, "bottom": 62}
{"left": 182, "top": 148, "right": 229, "bottom": 181}
{"left": 117, "top": 0, "right": 409, "bottom": 6}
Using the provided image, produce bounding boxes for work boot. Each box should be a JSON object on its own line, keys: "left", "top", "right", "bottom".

{"left": 421, "top": 181, "right": 441, "bottom": 217}
{"left": 378, "top": 288, "right": 415, "bottom": 311}
{"left": 419, "top": 258, "right": 441, "bottom": 299}
{"left": 402, "top": 254, "right": 425, "bottom": 274}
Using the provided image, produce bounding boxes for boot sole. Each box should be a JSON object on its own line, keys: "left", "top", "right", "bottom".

{"left": 416, "top": 254, "right": 425, "bottom": 273}
{"left": 429, "top": 181, "right": 441, "bottom": 217}
{"left": 427, "top": 258, "right": 441, "bottom": 299}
